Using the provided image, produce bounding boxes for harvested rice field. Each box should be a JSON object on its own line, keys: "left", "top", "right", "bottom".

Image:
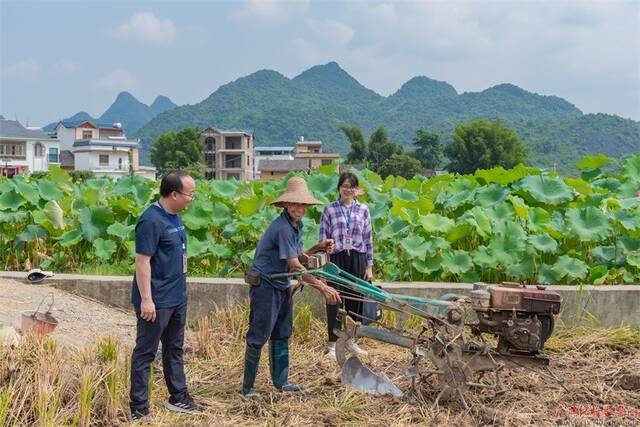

{"left": 1, "top": 299, "right": 639, "bottom": 426}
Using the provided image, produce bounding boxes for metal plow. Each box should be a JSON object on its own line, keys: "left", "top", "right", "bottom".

{"left": 273, "top": 255, "right": 566, "bottom": 409}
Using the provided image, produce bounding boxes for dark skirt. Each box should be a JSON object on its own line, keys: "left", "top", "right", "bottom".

{"left": 326, "top": 250, "right": 366, "bottom": 342}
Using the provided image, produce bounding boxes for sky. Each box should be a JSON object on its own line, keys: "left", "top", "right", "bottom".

{"left": 1, "top": 0, "right": 638, "bottom": 126}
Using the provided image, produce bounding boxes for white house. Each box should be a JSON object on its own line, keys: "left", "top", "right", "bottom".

{"left": 50, "top": 119, "right": 155, "bottom": 179}
{"left": 0, "top": 117, "right": 60, "bottom": 177}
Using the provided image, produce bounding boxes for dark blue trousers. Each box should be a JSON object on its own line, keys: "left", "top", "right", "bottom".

{"left": 130, "top": 302, "right": 188, "bottom": 411}
{"left": 246, "top": 282, "right": 292, "bottom": 349}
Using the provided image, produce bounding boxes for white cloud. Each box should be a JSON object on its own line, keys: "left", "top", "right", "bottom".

{"left": 98, "top": 69, "right": 138, "bottom": 92}
{"left": 306, "top": 19, "right": 354, "bottom": 47}
{"left": 233, "top": 0, "right": 310, "bottom": 22}
{"left": 2, "top": 58, "right": 41, "bottom": 81}
{"left": 53, "top": 59, "right": 81, "bottom": 73}
{"left": 115, "top": 12, "right": 176, "bottom": 45}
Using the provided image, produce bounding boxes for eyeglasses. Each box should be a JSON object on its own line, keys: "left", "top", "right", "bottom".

{"left": 177, "top": 191, "right": 196, "bottom": 200}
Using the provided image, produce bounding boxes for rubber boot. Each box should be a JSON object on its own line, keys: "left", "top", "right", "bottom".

{"left": 269, "top": 339, "right": 304, "bottom": 392}
{"left": 241, "top": 345, "right": 261, "bottom": 396}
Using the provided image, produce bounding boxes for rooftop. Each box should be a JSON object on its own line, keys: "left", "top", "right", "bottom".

{"left": 259, "top": 159, "right": 309, "bottom": 172}
{"left": 201, "top": 126, "right": 254, "bottom": 136}
{"left": 0, "top": 118, "right": 52, "bottom": 139}
{"left": 254, "top": 146, "right": 295, "bottom": 152}
{"left": 73, "top": 139, "right": 138, "bottom": 148}
{"left": 57, "top": 119, "right": 124, "bottom": 130}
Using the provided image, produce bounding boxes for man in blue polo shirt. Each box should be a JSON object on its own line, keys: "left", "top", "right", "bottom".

{"left": 129, "top": 170, "right": 201, "bottom": 421}
{"left": 242, "top": 176, "right": 341, "bottom": 396}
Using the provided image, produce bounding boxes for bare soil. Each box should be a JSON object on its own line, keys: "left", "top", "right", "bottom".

{"left": 0, "top": 278, "right": 136, "bottom": 348}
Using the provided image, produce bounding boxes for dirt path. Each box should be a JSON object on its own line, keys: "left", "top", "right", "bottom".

{"left": 0, "top": 278, "right": 136, "bottom": 348}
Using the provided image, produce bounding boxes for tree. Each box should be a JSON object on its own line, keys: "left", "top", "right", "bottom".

{"left": 412, "top": 129, "right": 443, "bottom": 170}
{"left": 378, "top": 154, "right": 423, "bottom": 179}
{"left": 367, "top": 127, "right": 402, "bottom": 172}
{"left": 150, "top": 128, "right": 204, "bottom": 178}
{"left": 445, "top": 119, "right": 528, "bottom": 174}
{"left": 340, "top": 124, "right": 368, "bottom": 164}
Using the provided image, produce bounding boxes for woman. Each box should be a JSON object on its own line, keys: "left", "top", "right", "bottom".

{"left": 319, "top": 172, "right": 373, "bottom": 359}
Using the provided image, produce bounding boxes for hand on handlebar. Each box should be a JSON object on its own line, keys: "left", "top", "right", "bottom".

{"left": 322, "top": 284, "right": 341, "bottom": 305}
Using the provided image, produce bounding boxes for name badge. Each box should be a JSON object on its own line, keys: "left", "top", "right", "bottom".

{"left": 344, "top": 236, "right": 353, "bottom": 251}
{"left": 182, "top": 244, "right": 187, "bottom": 274}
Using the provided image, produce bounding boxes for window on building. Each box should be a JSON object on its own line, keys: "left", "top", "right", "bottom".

{"left": 118, "top": 158, "right": 123, "bottom": 170}
{"left": 205, "top": 137, "right": 215, "bottom": 151}
{"left": 225, "top": 154, "right": 241, "bottom": 168}
{"left": 225, "top": 136, "right": 241, "bottom": 150}
{"left": 34, "top": 143, "right": 44, "bottom": 157}
{"left": 321, "top": 159, "right": 332, "bottom": 165}
{"left": 0, "top": 143, "right": 26, "bottom": 158}
{"left": 204, "top": 152, "right": 215, "bottom": 165}
{"left": 99, "top": 154, "right": 109, "bottom": 166}
{"left": 82, "top": 130, "right": 93, "bottom": 139}
{"left": 48, "top": 148, "right": 59, "bottom": 163}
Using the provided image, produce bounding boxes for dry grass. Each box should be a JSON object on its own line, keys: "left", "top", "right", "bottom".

{"left": 1, "top": 304, "right": 639, "bottom": 426}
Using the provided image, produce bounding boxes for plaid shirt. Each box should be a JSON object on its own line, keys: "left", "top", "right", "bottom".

{"left": 319, "top": 200, "right": 373, "bottom": 266}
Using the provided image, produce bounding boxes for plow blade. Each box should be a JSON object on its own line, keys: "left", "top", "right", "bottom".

{"left": 341, "top": 356, "right": 403, "bottom": 398}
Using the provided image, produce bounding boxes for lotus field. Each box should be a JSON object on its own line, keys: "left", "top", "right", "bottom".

{"left": 1, "top": 154, "right": 639, "bottom": 285}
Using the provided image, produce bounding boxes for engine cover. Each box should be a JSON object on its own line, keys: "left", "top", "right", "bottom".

{"left": 501, "top": 316, "right": 542, "bottom": 352}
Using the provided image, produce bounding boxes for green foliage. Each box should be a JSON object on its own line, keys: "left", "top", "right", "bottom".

{"left": 340, "top": 124, "right": 367, "bottom": 164}
{"left": 367, "top": 127, "right": 402, "bottom": 172}
{"left": 29, "top": 171, "right": 49, "bottom": 179}
{"left": 2, "top": 154, "right": 640, "bottom": 285}
{"left": 411, "top": 129, "right": 443, "bottom": 169}
{"left": 378, "top": 154, "right": 423, "bottom": 179}
{"left": 445, "top": 119, "right": 528, "bottom": 174}
{"left": 150, "top": 127, "right": 203, "bottom": 178}
{"left": 69, "top": 170, "right": 96, "bottom": 183}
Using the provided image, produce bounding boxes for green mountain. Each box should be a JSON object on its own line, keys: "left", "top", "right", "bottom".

{"left": 43, "top": 92, "right": 176, "bottom": 135}
{"left": 135, "top": 62, "right": 639, "bottom": 173}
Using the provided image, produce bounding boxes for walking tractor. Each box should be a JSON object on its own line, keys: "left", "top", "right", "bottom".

{"left": 271, "top": 253, "right": 564, "bottom": 408}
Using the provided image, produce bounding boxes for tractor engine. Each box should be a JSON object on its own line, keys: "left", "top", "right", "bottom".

{"left": 470, "top": 282, "right": 561, "bottom": 355}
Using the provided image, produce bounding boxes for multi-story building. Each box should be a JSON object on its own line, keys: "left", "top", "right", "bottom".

{"left": 200, "top": 127, "right": 254, "bottom": 180}
{"left": 0, "top": 117, "right": 60, "bottom": 177}
{"left": 51, "top": 119, "right": 155, "bottom": 179}
{"left": 294, "top": 137, "right": 340, "bottom": 169}
{"left": 253, "top": 146, "right": 295, "bottom": 180}
{"left": 256, "top": 136, "right": 340, "bottom": 181}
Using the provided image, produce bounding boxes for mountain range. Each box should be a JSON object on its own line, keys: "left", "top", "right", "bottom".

{"left": 133, "top": 62, "right": 638, "bottom": 173}
{"left": 43, "top": 92, "right": 176, "bottom": 136}
{"left": 43, "top": 62, "right": 638, "bottom": 174}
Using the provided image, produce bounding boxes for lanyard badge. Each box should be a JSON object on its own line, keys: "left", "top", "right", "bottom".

{"left": 340, "top": 201, "right": 354, "bottom": 252}
{"left": 182, "top": 244, "right": 188, "bottom": 274}
{"left": 158, "top": 202, "right": 188, "bottom": 274}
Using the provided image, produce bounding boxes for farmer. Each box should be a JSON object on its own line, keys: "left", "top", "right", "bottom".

{"left": 129, "top": 170, "right": 201, "bottom": 421}
{"left": 319, "top": 172, "right": 374, "bottom": 360}
{"left": 242, "top": 176, "right": 341, "bottom": 396}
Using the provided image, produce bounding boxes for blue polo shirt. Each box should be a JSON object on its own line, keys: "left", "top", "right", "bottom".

{"left": 131, "top": 202, "right": 187, "bottom": 309}
{"left": 252, "top": 210, "right": 303, "bottom": 290}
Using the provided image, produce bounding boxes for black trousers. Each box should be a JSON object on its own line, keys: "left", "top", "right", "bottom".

{"left": 130, "top": 302, "right": 188, "bottom": 411}
{"left": 326, "top": 250, "right": 367, "bottom": 342}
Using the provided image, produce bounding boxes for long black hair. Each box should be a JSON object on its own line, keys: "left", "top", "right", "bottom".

{"left": 337, "top": 172, "right": 359, "bottom": 192}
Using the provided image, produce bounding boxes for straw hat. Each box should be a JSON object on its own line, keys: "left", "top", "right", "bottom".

{"left": 271, "top": 177, "right": 322, "bottom": 207}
